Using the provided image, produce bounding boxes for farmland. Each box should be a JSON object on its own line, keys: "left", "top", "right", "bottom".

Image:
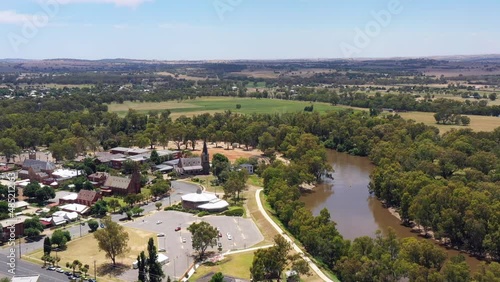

{"left": 108, "top": 97, "right": 345, "bottom": 118}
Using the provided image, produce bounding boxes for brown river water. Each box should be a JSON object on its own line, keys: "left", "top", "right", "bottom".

{"left": 300, "top": 150, "right": 482, "bottom": 271}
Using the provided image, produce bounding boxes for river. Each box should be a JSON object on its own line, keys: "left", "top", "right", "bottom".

{"left": 301, "top": 150, "right": 482, "bottom": 271}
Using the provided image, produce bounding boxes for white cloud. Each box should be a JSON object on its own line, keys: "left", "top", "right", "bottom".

{"left": 56, "top": 0, "right": 153, "bottom": 8}
{"left": 0, "top": 10, "right": 33, "bottom": 25}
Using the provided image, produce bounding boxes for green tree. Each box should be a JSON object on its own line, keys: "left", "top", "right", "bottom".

{"left": 24, "top": 217, "right": 44, "bottom": 238}
{"left": 43, "top": 236, "right": 52, "bottom": 255}
{"left": 137, "top": 250, "right": 147, "bottom": 282}
{"left": 488, "top": 93, "right": 497, "bottom": 101}
{"left": 147, "top": 237, "right": 165, "bottom": 282}
{"left": 91, "top": 200, "right": 108, "bottom": 217}
{"left": 222, "top": 170, "right": 248, "bottom": 201}
{"left": 155, "top": 202, "right": 162, "bottom": 210}
{"left": 107, "top": 198, "right": 121, "bottom": 213}
{"left": 35, "top": 185, "right": 55, "bottom": 204}
{"left": 87, "top": 219, "right": 99, "bottom": 232}
{"left": 187, "top": 221, "right": 218, "bottom": 259}
{"left": 23, "top": 181, "right": 41, "bottom": 199}
{"left": 150, "top": 149, "right": 161, "bottom": 165}
{"left": 210, "top": 272, "right": 224, "bottom": 282}
{"left": 443, "top": 255, "right": 470, "bottom": 282}
{"left": 0, "top": 137, "right": 21, "bottom": 163}
{"left": 150, "top": 179, "right": 170, "bottom": 198}
{"left": 93, "top": 216, "right": 130, "bottom": 265}
{"left": 211, "top": 153, "right": 230, "bottom": 182}
{"left": 66, "top": 259, "right": 82, "bottom": 276}
{"left": 51, "top": 229, "right": 71, "bottom": 249}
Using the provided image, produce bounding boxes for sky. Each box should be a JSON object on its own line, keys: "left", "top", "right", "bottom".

{"left": 0, "top": 0, "right": 499, "bottom": 60}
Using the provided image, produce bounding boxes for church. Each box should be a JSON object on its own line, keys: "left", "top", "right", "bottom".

{"left": 174, "top": 141, "right": 210, "bottom": 175}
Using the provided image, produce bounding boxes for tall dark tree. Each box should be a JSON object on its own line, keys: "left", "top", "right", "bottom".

{"left": 137, "top": 251, "right": 147, "bottom": 282}
{"left": 147, "top": 237, "right": 164, "bottom": 282}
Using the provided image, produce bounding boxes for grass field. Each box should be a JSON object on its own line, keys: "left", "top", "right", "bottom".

{"left": 188, "top": 252, "right": 254, "bottom": 281}
{"left": 397, "top": 111, "right": 500, "bottom": 133}
{"left": 108, "top": 97, "right": 343, "bottom": 117}
{"left": 26, "top": 227, "right": 157, "bottom": 282}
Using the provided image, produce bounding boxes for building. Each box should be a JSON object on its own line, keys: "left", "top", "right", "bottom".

{"left": 12, "top": 275, "right": 40, "bottom": 282}
{"left": 18, "top": 159, "right": 56, "bottom": 182}
{"left": 101, "top": 170, "right": 141, "bottom": 196}
{"left": 0, "top": 215, "right": 30, "bottom": 241}
{"left": 58, "top": 193, "right": 78, "bottom": 205}
{"left": 239, "top": 164, "right": 254, "bottom": 175}
{"left": 60, "top": 203, "right": 90, "bottom": 215}
{"left": 174, "top": 142, "right": 210, "bottom": 175}
{"left": 181, "top": 190, "right": 229, "bottom": 212}
{"left": 76, "top": 190, "right": 102, "bottom": 206}
{"left": 88, "top": 172, "right": 108, "bottom": 187}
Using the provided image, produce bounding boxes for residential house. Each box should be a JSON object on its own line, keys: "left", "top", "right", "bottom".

{"left": 239, "top": 164, "right": 254, "bottom": 175}
{"left": 75, "top": 190, "right": 102, "bottom": 206}
{"left": 0, "top": 215, "right": 30, "bottom": 241}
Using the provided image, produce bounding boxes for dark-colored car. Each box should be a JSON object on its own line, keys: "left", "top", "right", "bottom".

{"left": 175, "top": 227, "right": 181, "bottom": 231}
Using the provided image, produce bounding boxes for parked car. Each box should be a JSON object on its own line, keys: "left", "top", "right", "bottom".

{"left": 218, "top": 232, "right": 222, "bottom": 237}
{"left": 157, "top": 233, "right": 165, "bottom": 237}
{"left": 158, "top": 248, "right": 166, "bottom": 252}
{"left": 56, "top": 268, "right": 64, "bottom": 273}
{"left": 218, "top": 242, "right": 222, "bottom": 248}
{"left": 175, "top": 226, "right": 181, "bottom": 231}
{"left": 47, "top": 266, "right": 56, "bottom": 271}
{"left": 156, "top": 220, "right": 162, "bottom": 224}
{"left": 182, "top": 237, "right": 186, "bottom": 243}
{"left": 227, "top": 234, "right": 232, "bottom": 240}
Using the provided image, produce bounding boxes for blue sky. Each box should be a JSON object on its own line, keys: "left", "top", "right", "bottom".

{"left": 0, "top": 0, "right": 498, "bottom": 60}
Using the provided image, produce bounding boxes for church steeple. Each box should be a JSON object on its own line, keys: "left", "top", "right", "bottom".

{"left": 201, "top": 141, "right": 210, "bottom": 175}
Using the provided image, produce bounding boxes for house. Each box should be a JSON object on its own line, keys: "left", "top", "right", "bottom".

{"left": 181, "top": 190, "right": 229, "bottom": 212}
{"left": 94, "top": 152, "right": 125, "bottom": 166}
{"left": 50, "top": 216, "right": 67, "bottom": 226}
{"left": 53, "top": 211, "right": 78, "bottom": 222}
{"left": 101, "top": 170, "right": 141, "bottom": 196}
{"left": 87, "top": 172, "right": 108, "bottom": 187}
{"left": 239, "top": 164, "right": 254, "bottom": 175}
{"left": 58, "top": 193, "right": 78, "bottom": 205}
{"left": 0, "top": 215, "right": 30, "bottom": 241}
{"left": 60, "top": 203, "right": 90, "bottom": 215}
{"left": 76, "top": 190, "right": 102, "bottom": 206}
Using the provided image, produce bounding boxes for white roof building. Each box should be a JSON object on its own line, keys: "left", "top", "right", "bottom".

{"left": 12, "top": 275, "right": 40, "bottom": 282}
{"left": 181, "top": 192, "right": 218, "bottom": 203}
{"left": 198, "top": 199, "right": 230, "bottom": 211}
{"left": 60, "top": 203, "right": 90, "bottom": 214}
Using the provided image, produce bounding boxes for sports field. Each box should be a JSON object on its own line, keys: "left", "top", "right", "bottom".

{"left": 107, "top": 97, "right": 344, "bottom": 118}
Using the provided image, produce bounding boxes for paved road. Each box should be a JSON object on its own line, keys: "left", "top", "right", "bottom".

{"left": 255, "top": 188, "right": 334, "bottom": 282}
{"left": 0, "top": 180, "right": 200, "bottom": 282}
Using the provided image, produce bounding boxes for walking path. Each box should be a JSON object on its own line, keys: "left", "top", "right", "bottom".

{"left": 255, "top": 188, "right": 335, "bottom": 282}
{"left": 225, "top": 244, "right": 274, "bottom": 255}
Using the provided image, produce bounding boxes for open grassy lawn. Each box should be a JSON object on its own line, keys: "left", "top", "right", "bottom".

{"left": 188, "top": 252, "right": 254, "bottom": 281}
{"left": 397, "top": 111, "right": 500, "bottom": 133}
{"left": 108, "top": 97, "right": 343, "bottom": 117}
{"left": 25, "top": 227, "right": 157, "bottom": 282}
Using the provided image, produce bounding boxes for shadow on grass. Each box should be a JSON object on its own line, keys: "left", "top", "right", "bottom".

{"left": 97, "top": 262, "right": 129, "bottom": 277}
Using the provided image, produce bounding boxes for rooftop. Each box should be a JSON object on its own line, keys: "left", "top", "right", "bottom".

{"left": 12, "top": 275, "right": 40, "bottom": 282}
{"left": 0, "top": 215, "right": 31, "bottom": 226}
{"left": 60, "top": 203, "right": 89, "bottom": 214}
{"left": 181, "top": 192, "right": 218, "bottom": 203}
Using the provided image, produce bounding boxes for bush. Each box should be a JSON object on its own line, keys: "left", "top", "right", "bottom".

{"left": 197, "top": 211, "right": 209, "bottom": 217}
{"left": 223, "top": 207, "right": 244, "bottom": 217}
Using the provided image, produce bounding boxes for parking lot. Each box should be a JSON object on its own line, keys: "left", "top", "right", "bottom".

{"left": 120, "top": 211, "right": 263, "bottom": 281}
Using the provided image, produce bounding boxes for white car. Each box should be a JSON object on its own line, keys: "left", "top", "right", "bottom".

{"left": 158, "top": 248, "right": 166, "bottom": 252}
{"left": 182, "top": 237, "right": 186, "bottom": 243}
{"left": 227, "top": 234, "right": 232, "bottom": 240}
{"left": 156, "top": 221, "right": 162, "bottom": 224}
{"left": 157, "top": 233, "right": 165, "bottom": 237}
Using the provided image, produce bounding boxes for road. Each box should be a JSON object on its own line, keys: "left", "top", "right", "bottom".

{"left": 0, "top": 180, "right": 199, "bottom": 282}
{"left": 255, "top": 189, "right": 334, "bottom": 282}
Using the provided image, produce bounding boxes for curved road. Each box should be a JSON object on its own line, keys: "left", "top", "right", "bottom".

{"left": 255, "top": 189, "right": 334, "bottom": 282}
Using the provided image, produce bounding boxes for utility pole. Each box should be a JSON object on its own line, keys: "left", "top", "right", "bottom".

{"left": 18, "top": 237, "right": 21, "bottom": 258}
{"left": 79, "top": 218, "right": 82, "bottom": 237}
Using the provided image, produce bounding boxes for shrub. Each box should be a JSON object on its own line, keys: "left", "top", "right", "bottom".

{"left": 224, "top": 207, "right": 244, "bottom": 217}
{"left": 197, "top": 211, "right": 209, "bottom": 217}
